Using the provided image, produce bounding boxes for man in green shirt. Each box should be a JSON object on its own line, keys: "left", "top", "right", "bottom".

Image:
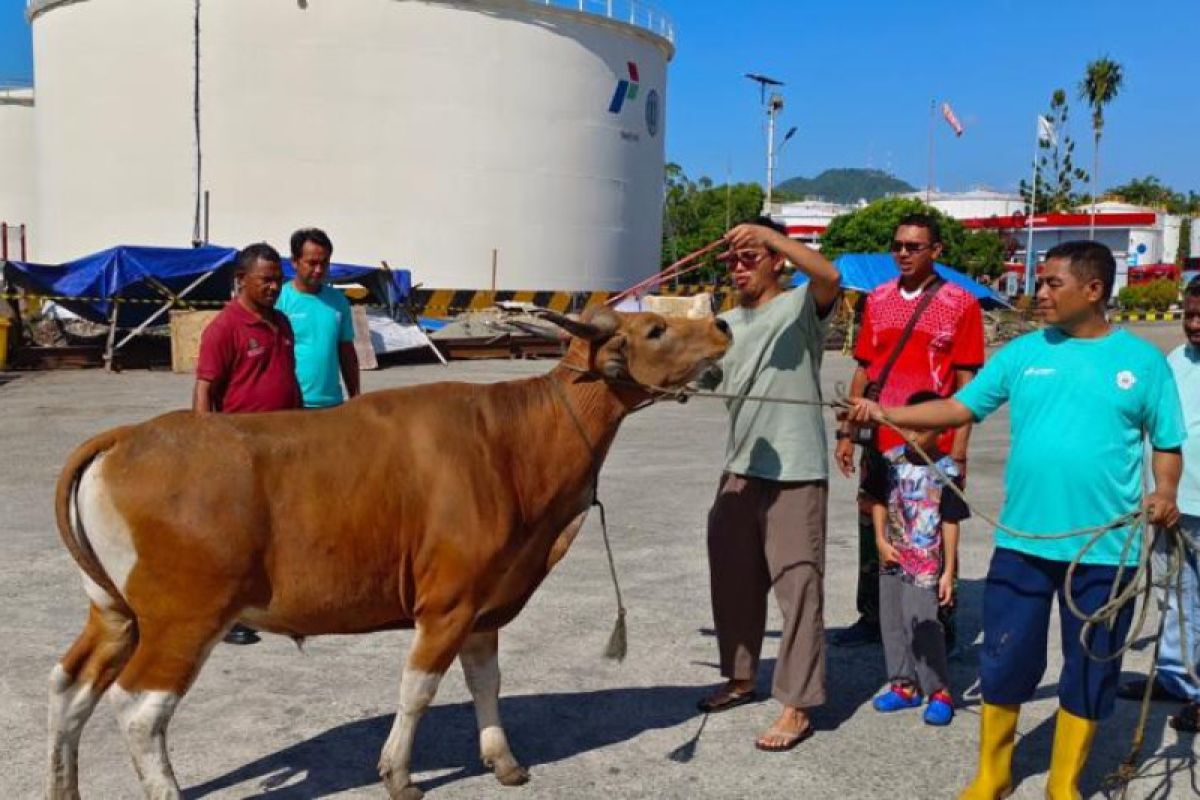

{"left": 848, "top": 241, "right": 1184, "bottom": 799}
{"left": 276, "top": 228, "right": 361, "bottom": 408}
{"left": 697, "top": 217, "right": 840, "bottom": 753}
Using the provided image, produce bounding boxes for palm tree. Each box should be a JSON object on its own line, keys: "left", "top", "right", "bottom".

{"left": 1079, "top": 57, "right": 1124, "bottom": 239}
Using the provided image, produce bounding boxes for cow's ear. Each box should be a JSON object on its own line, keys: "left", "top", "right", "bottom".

{"left": 599, "top": 335, "right": 628, "bottom": 379}
{"left": 536, "top": 308, "right": 618, "bottom": 342}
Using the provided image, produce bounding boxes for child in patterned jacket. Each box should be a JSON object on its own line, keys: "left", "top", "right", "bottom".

{"left": 864, "top": 390, "right": 969, "bottom": 726}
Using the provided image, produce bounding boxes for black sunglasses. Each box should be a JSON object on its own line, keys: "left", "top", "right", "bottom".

{"left": 890, "top": 241, "right": 931, "bottom": 254}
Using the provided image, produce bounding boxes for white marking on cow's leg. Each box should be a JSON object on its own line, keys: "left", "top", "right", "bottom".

{"left": 75, "top": 455, "right": 137, "bottom": 610}
{"left": 378, "top": 631, "right": 444, "bottom": 800}
{"left": 46, "top": 664, "right": 98, "bottom": 800}
{"left": 109, "top": 686, "right": 182, "bottom": 800}
{"left": 459, "top": 631, "right": 527, "bottom": 786}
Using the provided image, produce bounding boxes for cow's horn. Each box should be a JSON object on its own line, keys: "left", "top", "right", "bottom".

{"left": 535, "top": 309, "right": 615, "bottom": 342}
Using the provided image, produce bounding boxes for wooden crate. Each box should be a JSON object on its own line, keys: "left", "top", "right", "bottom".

{"left": 169, "top": 310, "right": 220, "bottom": 373}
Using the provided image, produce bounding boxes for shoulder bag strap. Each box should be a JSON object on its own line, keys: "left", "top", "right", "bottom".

{"left": 873, "top": 277, "right": 945, "bottom": 393}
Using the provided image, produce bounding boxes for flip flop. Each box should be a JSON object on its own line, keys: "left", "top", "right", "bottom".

{"left": 696, "top": 689, "right": 758, "bottom": 714}
{"left": 754, "top": 724, "right": 814, "bottom": 752}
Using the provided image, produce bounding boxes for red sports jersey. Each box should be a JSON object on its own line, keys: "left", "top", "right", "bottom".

{"left": 854, "top": 279, "right": 985, "bottom": 451}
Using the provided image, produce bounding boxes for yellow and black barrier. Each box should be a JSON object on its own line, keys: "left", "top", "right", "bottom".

{"left": 411, "top": 284, "right": 738, "bottom": 318}
{"left": 1111, "top": 310, "right": 1183, "bottom": 322}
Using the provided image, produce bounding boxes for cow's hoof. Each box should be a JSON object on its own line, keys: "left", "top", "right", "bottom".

{"left": 495, "top": 764, "right": 530, "bottom": 787}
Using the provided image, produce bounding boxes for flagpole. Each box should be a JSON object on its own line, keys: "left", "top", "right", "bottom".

{"left": 926, "top": 99, "right": 935, "bottom": 204}
{"left": 1024, "top": 118, "right": 1041, "bottom": 296}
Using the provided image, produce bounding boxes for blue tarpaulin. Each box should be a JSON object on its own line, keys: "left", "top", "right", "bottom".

{"left": 791, "top": 252, "right": 1011, "bottom": 309}
{"left": 3, "top": 245, "right": 412, "bottom": 327}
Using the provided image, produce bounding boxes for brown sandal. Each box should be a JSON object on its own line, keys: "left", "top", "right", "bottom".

{"left": 696, "top": 687, "right": 758, "bottom": 714}
{"left": 755, "top": 724, "right": 814, "bottom": 752}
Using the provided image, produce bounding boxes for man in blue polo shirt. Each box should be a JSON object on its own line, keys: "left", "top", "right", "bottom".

{"left": 848, "top": 241, "right": 1184, "bottom": 800}
{"left": 276, "top": 228, "right": 360, "bottom": 408}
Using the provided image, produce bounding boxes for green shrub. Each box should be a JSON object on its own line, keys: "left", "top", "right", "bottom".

{"left": 1143, "top": 278, "right": 1180, "bottom": 311}
{"left": 1118, "top": 278, "right": 1178, "bottom": 311}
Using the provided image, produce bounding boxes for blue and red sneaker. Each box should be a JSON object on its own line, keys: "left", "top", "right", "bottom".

{"left": 872, "top": 683, "right": 923, "bottom": 712}
{"left": 924, "top": 689, "right": 955, "bottom": 726}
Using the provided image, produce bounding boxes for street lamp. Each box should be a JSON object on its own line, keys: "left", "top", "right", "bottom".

{"left": 745, "top": 73, "right": 786, "bottom": 210}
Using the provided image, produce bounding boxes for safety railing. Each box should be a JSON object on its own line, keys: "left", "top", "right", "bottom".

{"left": 529, "top": 0, "right": 674, "bottom": 43}
{"left": 26, "top": 1, "right": 674, "bottom": 42}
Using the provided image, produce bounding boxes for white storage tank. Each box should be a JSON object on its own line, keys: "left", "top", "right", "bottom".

{"left": 28, "top": 0, "right": 673, "bottom": 291}
{"left": 0, "top": 85, "right": 35, "bottom": 257}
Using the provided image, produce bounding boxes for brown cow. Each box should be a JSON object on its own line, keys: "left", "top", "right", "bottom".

{"left": 46, "top": 307, "right": 730, "bottom": 800}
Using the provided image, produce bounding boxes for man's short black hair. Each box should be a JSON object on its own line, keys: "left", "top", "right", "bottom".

{"left": 906, "top": 390, "right": 943, "bottom": 406}
{"left": 290, "top": 227, "right": 334, "bottom": 259}
{"left": 1185, "top": 275, "right": 1200, "bottom": 300}
{"left": 1044, "top": 240, "right": 1117, "bottom": 301}
{"left": 750, "top": 215, "right": 790, "bottom": 238}
{"left": 894, "top": 213, "right": 942, "bottom": 245}
{"left": 235, "top": 242, "right": 282, "bottom": 276}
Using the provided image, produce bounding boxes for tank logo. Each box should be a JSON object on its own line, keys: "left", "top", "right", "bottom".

{"left": 608, "top": 62, "right": 640, "bottom": 114}
{"left": 645, "top": 89, "right": 659, "bottom": 137}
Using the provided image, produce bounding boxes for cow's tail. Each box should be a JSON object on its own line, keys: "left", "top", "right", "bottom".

{"left": 54, "top": 428, "right": 133, "bottom": 615}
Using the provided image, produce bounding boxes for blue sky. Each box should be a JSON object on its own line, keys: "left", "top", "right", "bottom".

{"left": 3, "top": 0, "right": 1197, "bottom": 195}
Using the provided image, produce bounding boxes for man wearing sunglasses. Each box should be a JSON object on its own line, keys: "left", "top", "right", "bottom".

{"left": 697, "top": 216, "right": 841, "bottom": 753}
{"left": 833, "top": 214, "right": 985, "bottom": 651}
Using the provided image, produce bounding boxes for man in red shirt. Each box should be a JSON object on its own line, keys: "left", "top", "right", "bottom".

{"left": 833, "top": 214, "right": 985, "bottom": 648}
{"left": 194, "top": 242, "right": 301, "bottom": 644}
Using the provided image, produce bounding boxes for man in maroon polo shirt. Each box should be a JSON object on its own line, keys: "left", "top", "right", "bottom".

{"left": 194, "top": 243, "right": 301, "bottom": 415}
{"left": 194, "top": 242, "right": 301, "bottom": 644}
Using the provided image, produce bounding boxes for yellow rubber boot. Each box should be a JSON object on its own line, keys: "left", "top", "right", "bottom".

{"left": 1044, "top": 707, "right": 1097, "bottom": 800}
{"left": 959, "top": 703, "right": 1020, "bottom": 799}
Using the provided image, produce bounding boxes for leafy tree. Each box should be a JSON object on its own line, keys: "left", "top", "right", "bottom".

{"left": 1178, "top": 217, "right": 1192, "bottom": 266}
{"left": 1018, "top": 89, "right": 1089, "bottom": 213}
{"left": 662, "top": 163, "right": 763, "bottom": 280}
{"left": 1107, "top": 175, "right": 1200, "bottom": 215}
{"left": 820, "top": 196, "right": 1005, "bottom": 277}
{"left": 1080, "top": 57, "right": 1125, "bottom": 234}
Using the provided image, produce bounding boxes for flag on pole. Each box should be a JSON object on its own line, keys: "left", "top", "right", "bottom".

{"left": 1037, "top": 115, "right": 1057, "bottom": 146}
{"left": 941, "top": 102, "right": 964, "bottom": 136}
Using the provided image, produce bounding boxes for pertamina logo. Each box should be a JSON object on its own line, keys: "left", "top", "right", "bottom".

{"left": 608, "top": 62, "right": 640, "bottom": 114}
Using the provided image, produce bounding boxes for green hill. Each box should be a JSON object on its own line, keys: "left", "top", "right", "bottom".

{"left": 775, "top": 168, "right": 915, "bottom": 204}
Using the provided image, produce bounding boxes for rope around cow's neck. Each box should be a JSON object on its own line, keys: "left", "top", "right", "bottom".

{"left": 544, "top": 374, "right": 628, "bottom": 662}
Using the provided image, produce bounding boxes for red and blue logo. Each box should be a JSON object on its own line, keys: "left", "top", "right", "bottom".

{"left": 608, "top": 62, "right": 640, "bottom": 114}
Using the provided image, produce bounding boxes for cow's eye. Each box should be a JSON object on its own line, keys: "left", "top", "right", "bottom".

{"left": 647, "top": 324, "right": 667, "bottom": 340}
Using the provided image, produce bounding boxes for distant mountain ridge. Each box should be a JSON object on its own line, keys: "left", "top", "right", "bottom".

{"left": 775, "top": 168, "right": 916, "bottom": 204}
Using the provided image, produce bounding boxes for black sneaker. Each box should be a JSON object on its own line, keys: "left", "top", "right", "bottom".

{"left": 831, "top": 617, "right": 881, "bottom": 647}
{"left": 1116, "top": 677, "right": 1187, "bottom": 703}
{"left": 223, "top": 624, "right": 261, "bottom": 646}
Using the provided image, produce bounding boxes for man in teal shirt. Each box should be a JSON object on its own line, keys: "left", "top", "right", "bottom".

{"left": 277, "top": 228, "right": 360, "bottom": 408}
{"left": 849, "top": 241, "right": 1184, "bottom": 800}
{"left": 1119, "top": 277, "right": 1200, "bottom": 731}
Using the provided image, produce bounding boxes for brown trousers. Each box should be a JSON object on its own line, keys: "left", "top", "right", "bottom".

{"left": 707, "top": 472, "right": 828, "bottom": 708}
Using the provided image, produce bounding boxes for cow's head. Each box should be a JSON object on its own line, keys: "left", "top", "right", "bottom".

{"left": 543, "top": 307, "right": 731, "bottom": 390}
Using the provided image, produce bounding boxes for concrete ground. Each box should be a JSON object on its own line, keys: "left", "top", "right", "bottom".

{"left": 1, "top": 323, "right": 1195, "bottom": 799}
